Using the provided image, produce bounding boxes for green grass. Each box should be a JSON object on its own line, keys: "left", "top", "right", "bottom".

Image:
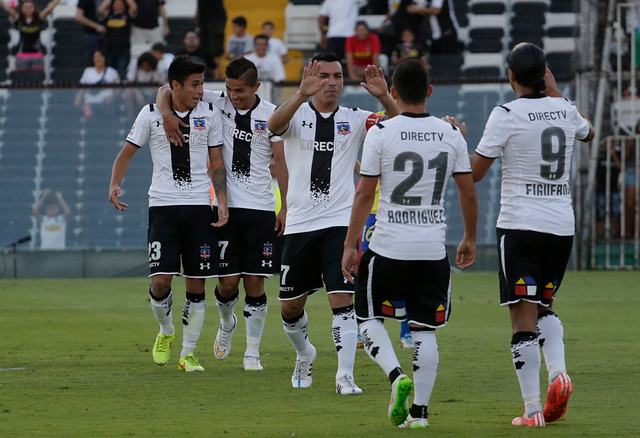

{"left": 0, "top": 271, "right": 638, "bottom": 437}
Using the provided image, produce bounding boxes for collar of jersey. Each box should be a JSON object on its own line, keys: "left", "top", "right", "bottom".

{"left": 401, "top": 112, "right": 430, "bottom": 118}
{"left": 309, "top": 101, "right": 339, "bottom": 119}
{"left": 519, "top": 93, "right": 547, "bottom": 99}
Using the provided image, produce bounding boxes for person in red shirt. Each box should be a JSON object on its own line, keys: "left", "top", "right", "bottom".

{"left": 345, "top": 21, "right": 380, "bottom": 81}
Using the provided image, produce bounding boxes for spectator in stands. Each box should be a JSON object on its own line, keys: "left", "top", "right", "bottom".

{"left": 76, "top": 0, "right": 106, "bottom": 65}
{"left": 318, "top": 0, "right": 367, "bottom": 64}
{"left": 596, "top": 138, "right": 622, "bottom": 239}
{"left": 261, "top": 20, "right": 289, "bottom": 64}
{"left": 391, "top": 28, "right": 428, "bottom": 70}
{"left": 245, "top": 34, "right": 286, "bottom": 84}
{"left": 99, "top": 0, "right": 138, "bottom": 80}
{"left": 407, "top": 0, "right": 461, "bottom": 55}
{"left": 32, "top": 188, "right": 71, "bottom": 250}
{"left": 126, "top": 51, "right": 164, "bottom": 84}
{"left": 151, "top": 42, "right": 174, "bottom": 82}
{"left": 225, "top": 16, "right": 253, "bottom": 60}
{"left": 623, "top": 121, "right": 640, "bottom": 236}
{"left": 0, "top": 0, "right": 62, "bottom": 72}
{"left": 196, "top": 0, "right": 226, "bottom": 75}
{"left": 75, "top": 48, "right": 120, "bottom": 118}
{"left": 378, "top": 0, "right": 427, "bottom": 57}
{"left": 177, "top": 30, "right": 218, "bottom": 80}
{"left": 345, "top": 20, "right": 380, "bottom": 81}
{"left": 132, "top": 0, "right": 169, "bottom": 46}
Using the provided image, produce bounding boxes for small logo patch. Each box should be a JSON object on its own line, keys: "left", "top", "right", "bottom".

{"left": 193, "top": 119, "right": 206, "bottom": 130}
{"left": 254, "top": 121, "right": 267, "bottom": 134}
{"left": 200, "top": 245, "right": 211, "bottom": 259}
{"left": 515, "top": 277, "right": 537, "bottom": 296}
{"left": 336, "top": 122, "right": 351, "bottom": 135}
{"left": 380, "top": 300, "right": 406, "bottom": 318}
{"left": 262, "top": 242, "right": 273, "bottom": 257}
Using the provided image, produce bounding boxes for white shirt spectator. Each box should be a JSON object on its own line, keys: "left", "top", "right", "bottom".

{"left": 268, "top": 37, "right": 289, "bottom": 59}
{"left": 319, "top": 0, "right": 366, "bottom": 38}
{"left": 79, "top": 66, "right": 121, "bottom": 84}
{"left": 245, "top": 52, "right": 286, "bottom": 83}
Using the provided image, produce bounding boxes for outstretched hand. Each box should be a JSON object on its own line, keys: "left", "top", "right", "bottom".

{"left": 360, "top": 65, "right": 388, "bottom": 98}
{"left": 441, "top": 115, "right": 467, "bottom": 139}
{"left": 299, "top": 61, "right": 329, "bottom": 98}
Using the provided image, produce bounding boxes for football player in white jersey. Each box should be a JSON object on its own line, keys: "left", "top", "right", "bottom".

{"left": 157, "top": 57, "right": 288, "bottom": 371}
{"left": 341, "top": 59, "right": 478, "bottom": 428}
{"left": 465, "top": 43, "right": 595, "bottom": 427}
{"left": 109, "top": 55, "right": 228, "bottom": 373}
{"left": 267, "top": 52, "right": 399, "bottom": 394}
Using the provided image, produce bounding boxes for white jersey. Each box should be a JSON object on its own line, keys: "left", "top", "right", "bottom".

{"left": 202, "top": 90, "right": 280, "bottom": 211}
{"left": 361, "top": 113, "right": 470, "bottom": 260}
{"left": 40, "top": 214, "right": 66, "bottom": 250}
{"left": 280, "top": 102, "right": 378, "bottom": 234}
{"left": 475, "top": 95, "right": 591, "bottom": 235}
{"left": 244, "top": 53, "right": 286, "bottom": 83}
{"left": 126, "top": 102, "right": 223, "bottom": 207}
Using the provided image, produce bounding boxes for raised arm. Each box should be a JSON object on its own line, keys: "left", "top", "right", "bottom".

{"left": 76, "top": 4, "right": 106, "bottom": 34}
{"left": 272, "top": 140, "right": 288, "bottom": 236}
{"left": 361, "top": 65, "right": 399, "bottom": 119}
{"left": 32, "top": 188, "right": 52, "bottom": 221}
{"left": 453, "top": 173, "right": 478, "bottom": 270}
{"left": 109, "top": 142, "right": 138, "bottom": 210}
{"left": 125, "top": 0, "right": 138, "bottom": 18}
{"left": 40, "top": 0, "right": 62, "bottom": 20}
{"left": 545, "top": 67, "right": 595, "bottom": 142}
{"left": 55, "top": 191, "right": 71, "bottom": 218}
{"left": 0, "top": 1, "right": 18, "bottom": 20}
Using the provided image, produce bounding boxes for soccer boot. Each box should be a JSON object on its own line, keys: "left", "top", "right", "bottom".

{"left": 152, "top": 333, "right": 174, "bottom": 365}
{"left": 336, "top": 374, "right": 363, "bottom": 395}
{"left": 178, "top": 353, "right": 204, "bottom": 372}
{"left": 291, "top": 344, "right": 317, "bottom": 388}
{"left": 243, "top": 354, "right": 264, "bottom": 371}
{"left": 399, "top": 334, "right": 414, "bottom": 349}
{"left": 399, "top": 414, "right": 429, "bottom": 429}
{"left": 213, "top": 314, "right": 237, "bottom": 360}
{"left": 511, "top": 411, "right": 545, "bottom": 427}
{"left": 544, "top": 372, "right": 573, "bottom": 422}
{"left": 388, "top": 374, "right": 413, "bottom": 426}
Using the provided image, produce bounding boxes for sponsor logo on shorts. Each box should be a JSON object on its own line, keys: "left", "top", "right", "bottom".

{"left": 261, "top": 260, "right": 273, "bottom": 267}
{"left": 515, "top": 277, "right": 537, "bottom": 296}
{"left": 200, "top": 245, "right": 211, "bottom": 259}
{"left": 380, "top": 300, "right": 406, "bottom": 318}
{"left": 200, "top": 262, "right": 210, "bottom": 270}
{"left": 435, "top": 304, "right": 447, "bottom": 323}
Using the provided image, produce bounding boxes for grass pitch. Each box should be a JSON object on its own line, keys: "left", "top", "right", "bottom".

{"left": 0, "top": 271, "right": 638, "bottom": 437}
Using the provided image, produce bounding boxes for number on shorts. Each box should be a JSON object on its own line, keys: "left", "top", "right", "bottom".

{"left": 148, "top": 241, "right": 161, "bottom": 261}
{"left": 218, "top": 240, "right": 229, "bottom": 260}
{"left": 540, "top": 127, "right": 567, "bottom": 180}
{"left": 281, "top": 264, "right": 290, "bottom": 285}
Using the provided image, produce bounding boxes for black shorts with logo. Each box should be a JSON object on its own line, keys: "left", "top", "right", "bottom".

{"left": 497, "top": 228, "right": 573, "bottom": 306}
{"left": 279, "top": 227, "right": 354, "bottom": 300}
{"left": 354, "top": 249, "right": 452, "bottom": 328}
{"left": 148, "top": 205, "right": 218, "bottom": 278}
{"left": 212, "top": 207, "right": 276, "bottom": 277}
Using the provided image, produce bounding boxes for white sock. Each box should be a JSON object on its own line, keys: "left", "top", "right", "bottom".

{"left": 215, "top": 286, "right": 238, "bottom": 329}
{"left": 411, "top": 330, "right": 439, "bottom": 407}
{"left": 149, "top": 288, "right": 174, "bottom": 335}
{"left": 360, "top": 319, "right": 401, "bottom": 376}
{"left": 511, "top": 331, "right": 542, "bottom": 416}
{"left": 537, "top": 311, "right": 567, "bottom": 384}
{"left": 244, "top": 294, "right": 268, "bottom": 357}
{"left": 282, "top": 311, "right": 314, "bottom": 359}
{"left": 332, "top": 305, "right": 358, "bottom": 378}
{"left": 180, "top": 292, "right": 205, "bottom": 358}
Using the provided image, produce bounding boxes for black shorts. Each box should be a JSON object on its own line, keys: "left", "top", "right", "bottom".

{"left": 497, "top": 228, "right": 573, "bottom": 306}
{"left": 212, "top": 207, "right": 276, "bottom": 277}
{"left": 279, "top": 227, "right": 354, "bottom": 300}
{"left": 148, "top": 205, "right": 218, "bottom": 278}
{"left": 354, "top": 250, "right": 451, "bottom": 328}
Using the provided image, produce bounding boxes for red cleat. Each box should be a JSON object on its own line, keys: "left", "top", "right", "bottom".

{"left": 544, "top": 373, "right": 573, "bottom": 423}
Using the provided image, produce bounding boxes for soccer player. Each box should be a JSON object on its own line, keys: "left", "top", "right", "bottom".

{"left": 466, "top": 42, "right": 595, "bottom": 427}
{"left": 267, "top": 52, "right": 399, "bottom": 394}
{"left": 157, "top": 57, "right": 288, "bottom": 371}
{"left": 109, "top": 55, "right": 228, "bottom": 372}
{"left": 341, "top": 59, "right": 478, "bottom": 428}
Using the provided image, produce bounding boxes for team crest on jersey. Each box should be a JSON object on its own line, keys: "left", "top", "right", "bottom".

{"left": 262, "top": 242, "right": 273, "bottom": 257}
{"left": 199, "top": 245, "right": 211, "bottom": 259}
{"left": 254, "top": 121, "right": 267, "bottom": 134}
{"left": 380, "top": 300, "right": 406, "bottom": 318}
{"left": 435, "top": 304, "right": 447, "bottom": 323}
{"left": 515, "top": 277, "right": 537, "bottom": 296}
{"left": 193, "top": 119, "right": 206, "bottom": 130}
{"left": 336, "top": 122, "right": 351, "bottom": 135}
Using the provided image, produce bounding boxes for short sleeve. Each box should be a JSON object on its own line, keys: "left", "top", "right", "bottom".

{"left": 208, "top": 110, "right": 223, "bottom": 147}
{"left": 126, "top": 106, "right": 151, "bottom": 148}
{"left": 573, "top": 107, "right": 591, "bottom": 141}
{"left": 319, "top": 1, "right": 329, "bottom": 16}
{"left": 360, "top": 126, "right": 383, "bottom": 177}
{"left": 452, "top": 132, "right": 471, "bottom": 174}
{"left": 475, "top": 106, "right": 511, "bottom": 159}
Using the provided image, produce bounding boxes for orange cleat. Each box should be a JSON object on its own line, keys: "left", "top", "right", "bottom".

{"left": 512, "top": 411, "right": 545, "bottom": 427}
{"left": 544, "top": 372, "right": 573, "bottom": 422}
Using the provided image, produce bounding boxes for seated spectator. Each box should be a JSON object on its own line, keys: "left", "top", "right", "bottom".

{"left": 1, "top": 0, "right": 62, "bottom": 72}
{"left": 32, "top": 189, "right": 71, "bottom": 250}
{"left": 150, "top": 42, "right": 174, "bottom": 82}
{"left": 126, "top": 51, "right": 164, "bottom": 84}
{"left": 176, "top": 30, "right": 218, "bottom": 79}
{"left": 245, "top": 34, "right": 285, "bottom": 83}
{"left": 345, "top": 21, "right": 380, "bottom": 81}
{"left": 76, "top": 0, "right": 106, "bottom": 65}
{"left": 261, "top": 20, "right": 289, "bottom": 64}
{"left": 132, "top": 0, "right": 169, "bottom": 46}
{"left": 391, "top": 28, "right": 428, "bottom": 70}
{"left": 225, "top": 16, "right": 253, "bottom": 60}
{"left": 99, "top": 0, "right": 138, "bottom": 80}
{"left": 75, "top": 49, "right": 121, "bottom": 118}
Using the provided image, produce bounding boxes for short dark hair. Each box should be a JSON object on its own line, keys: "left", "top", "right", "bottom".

{"left": 262, "top": 21, "right": 274, "bottom": 28}
{"left": 508, "top": 42, "right": 546, "bottom": 93}
{"left": 150, "top": 42, "right": 166, "bottom": 53}
{"left": 311, "top": 52, "right": 341, "bottom": 64}
{"left": 168, "top": 55, "right": 205, "bottom": 88}
{"left": 254, "top": 34, "right": 269, "bottom": 44}
{"left": 392, "top": 59, "right": 429, "bottom": 105}
{"left": 355, "top": 20, "right": 369, "bottom": 30}
{"left": 137, "top": 52, "right": 158, "bottom": 69}
{"left": 225, "top": 57, "right": 258, "bottom": 87}
{"left": 232, "top": 16, "right": 247, "bottom": 28}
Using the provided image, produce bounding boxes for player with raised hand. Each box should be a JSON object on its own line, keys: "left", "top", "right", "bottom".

{"left": 342, "top": 58, "right": 477, "bottom": 428}
{"left": 267, "top": 52, "right": 399, "bottom": 394}
{"left": 468, "top": 42, "right": 595, "bottom": 427}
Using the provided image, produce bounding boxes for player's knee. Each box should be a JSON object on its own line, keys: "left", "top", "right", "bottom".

{"left": 328, "top": 292, "right": 353, "bottom": 309}
{"left": 151, "top": 275, "right": 172, "bottom": 295}
{"left": 281, "top": 299, "right": 304, "bottom": 319}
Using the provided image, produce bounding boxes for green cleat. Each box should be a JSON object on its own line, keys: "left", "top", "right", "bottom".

{"left": 179, "top": 353, "right": 204, "bottom": 372}
{"left": 388, "top": 374, "right": 413, "bottom": 426}
{"left": 152, "top": 333, "right": 174, "bottom": 365}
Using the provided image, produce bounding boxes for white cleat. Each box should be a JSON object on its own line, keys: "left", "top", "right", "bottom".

{"left": 336, "top": 374, "right": 363, "bottom": 395}
{"left": 213, "top": 314, "right": 237, "bottom": 360}
{"left": 243, "top": 354, "right": 264, "bottom": 371}
{"left": 291, "top": 344, "right": 317, "bottom": 388}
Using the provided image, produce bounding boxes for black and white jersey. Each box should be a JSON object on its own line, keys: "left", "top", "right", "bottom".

{"left": 126, "top": 102, "right": 223, "bottom": 207}
{"left": 475, "top": 95, "right": 591, "bottom": 236}
{"left": 427, "top": 0, "right": 459, "bottom": 41}
{"left": 203, "top": 90, "right": 280, "bottom": 211}
{"left": 279, "top": 102, "right": 380, "bottom": 234}
{"left": 361, "top": 113, "right": 470, "bottom": 260}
